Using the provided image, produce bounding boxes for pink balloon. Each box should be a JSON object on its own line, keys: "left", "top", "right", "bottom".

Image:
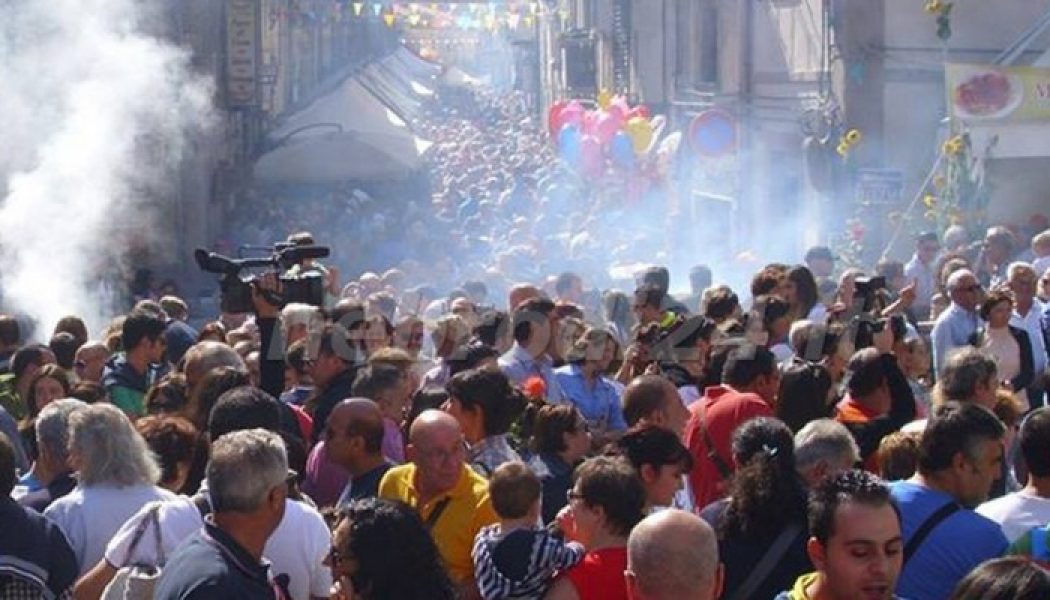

{"left": 582, "top": 110, "right": 599, "bottom": 135}
{"left": 560, "top": 101, "right": 584, "bottom": 127}
{"left": 580, "top": 135, "right": 603, "bottom": 178}
{"left": 608, "top": 98, "right": 629, "bottom": 122}
{"left": 595, "top": 112, "right": 620, "bottom": 144}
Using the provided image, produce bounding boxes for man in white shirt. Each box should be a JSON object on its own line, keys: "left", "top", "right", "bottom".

{"left": 903, "top": 231, "right": 940, "bottom": 320}
{"left": 977, "top": 407, "right": 1050, "bottom": 542}
{"left": 1009, "top": 262, "right": 1048, "bottom": 409}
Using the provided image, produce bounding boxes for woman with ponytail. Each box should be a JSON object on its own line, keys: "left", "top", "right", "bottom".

{"left": 699, "top": 417, "right": 812, "bottom": 600}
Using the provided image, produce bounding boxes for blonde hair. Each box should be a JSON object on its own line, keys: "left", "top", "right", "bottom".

{"left": 1031, "top": 229, "right": 1050, "bottom": 252}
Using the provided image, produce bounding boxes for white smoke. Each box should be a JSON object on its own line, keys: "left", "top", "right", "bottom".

{"left": 0, "top": 0, "right": 214, "bottom": 337}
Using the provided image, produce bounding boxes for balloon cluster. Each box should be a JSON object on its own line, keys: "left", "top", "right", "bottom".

{"left": 547, "top": 91, "right": 658, "bottom": 178}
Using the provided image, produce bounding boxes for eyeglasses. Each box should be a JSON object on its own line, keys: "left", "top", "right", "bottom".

{"left": 566, "top": 489, "right": 585, "bottom": 503}
{"left": 74, "top": 360, "right": 87, "bottom": 369}
{"left": 959, "top": 284, "right": 982, "bottom": 292}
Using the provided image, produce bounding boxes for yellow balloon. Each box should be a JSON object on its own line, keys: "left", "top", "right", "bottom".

{"left": 625, "top": 117, "right": 653, "bottom": 153}
{"left": 383, "top": 13, "right": 395, "bottom": 26}
{"left": 597, "top": 89, "right": 612, "bottom": 110}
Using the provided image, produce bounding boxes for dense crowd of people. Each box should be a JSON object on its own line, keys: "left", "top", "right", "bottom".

{"left": 3, "top": 216, "right": 1050, "bottom": 599}
{"left": 9, "top": 69, "right": 1050, "bottom": 600}
{"left": 222, "top": 85, "right": 678, "bottom": 305}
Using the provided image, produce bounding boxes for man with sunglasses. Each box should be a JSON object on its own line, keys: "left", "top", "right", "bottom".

{"left": 931, "top": 269, "right": 981, "bottom": 378}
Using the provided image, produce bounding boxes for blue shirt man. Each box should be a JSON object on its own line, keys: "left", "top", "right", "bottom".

{"left": 500, "top": 342, "right": 565, "bottom": 403}
{"left": 499, "top": 297, "right": 565, "bottom": 403}
{"left": 890, "top": 401, "right": 1008, "bottom": 600}
{"left": 553, "top": 363, "right": 626, "bottom": 432}
{"left": 930, "top": 269, "right": 981, "bottom": 377}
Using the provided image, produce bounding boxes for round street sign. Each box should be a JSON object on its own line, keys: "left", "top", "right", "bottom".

{"left": 688, "top": 109, "right": 737, "bottom": 157}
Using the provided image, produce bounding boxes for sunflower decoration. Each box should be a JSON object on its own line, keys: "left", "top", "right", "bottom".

{"left": 923, "top": 131, "right": 994, "bottom": 233}
{"left": 924, "top": 1, "right": 953, "bottom": 41}
{"left": 836, "top": 128, "right": 863, "bottom": 159}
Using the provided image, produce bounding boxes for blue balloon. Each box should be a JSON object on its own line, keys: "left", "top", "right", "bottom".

{"left": 558, "top": 123, "right": 582, "bottom": 165}
{"left": 610, "top": 131, "right": 635, "bottom": 168}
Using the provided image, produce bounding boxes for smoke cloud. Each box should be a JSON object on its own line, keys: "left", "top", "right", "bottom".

{"left": 0, "top": 0, "right": 214, "bottom": 337}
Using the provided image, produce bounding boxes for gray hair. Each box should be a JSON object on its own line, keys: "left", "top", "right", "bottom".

{"left": 182, "top": 341, "right": 246, "bottom": 385}
{"left": 280, "top": 303, "right": 324, "bottom": 338}
{"left": 207, "top": 428, "right": 287, "bottom": 513}
{"left": 70, "top": 404, "right": 160, "bottom": 486}
{"left": 940, "top": 347, "right": 998, "bottom": 401}
{"left": 35, "top": 399, "right": 87, "bottom": 467}
{"left": 794, "top": 419, "right": 860, "bottom": 473}
{"left": 1007, "top": 261, "right": 1036, "bottom": 282}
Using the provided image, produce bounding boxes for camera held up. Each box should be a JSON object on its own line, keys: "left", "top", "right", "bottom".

{"left": 194, "top": 243, "right": 330, "bottom": 313}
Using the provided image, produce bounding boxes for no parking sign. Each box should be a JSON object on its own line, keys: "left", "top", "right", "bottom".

{"left": 688, "top": 109, "right": 737, "bottom": 157}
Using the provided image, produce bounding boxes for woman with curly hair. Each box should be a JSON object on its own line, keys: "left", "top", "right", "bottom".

{"left": 699, "top": 416, "right": 811, "bottom": 600}
{"left": 327, "top": 498, "right": 456, "bottom": 600}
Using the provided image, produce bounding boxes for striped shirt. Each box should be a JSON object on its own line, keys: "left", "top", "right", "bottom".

{"left": 472, "top": 525, "right": 585, "bottom": 600}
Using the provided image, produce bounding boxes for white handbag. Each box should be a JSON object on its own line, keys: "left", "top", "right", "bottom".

{"left": 101, "top": 504, "right": 165, "bottom": 600}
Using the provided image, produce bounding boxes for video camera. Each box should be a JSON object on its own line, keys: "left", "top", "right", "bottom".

{"left": 852, "top": 276, "right": 887, "bottom": 349}
{"left": 194, "top": 243, "right": 330, "bottom": 314}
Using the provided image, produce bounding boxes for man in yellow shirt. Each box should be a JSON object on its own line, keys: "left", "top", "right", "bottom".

{"left": 379, "top": 410, "right": 497, "bottom": 597}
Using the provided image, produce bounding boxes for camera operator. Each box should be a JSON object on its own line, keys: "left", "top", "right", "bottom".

{"left": 614, "top": 321, "right": 663, "bottom": 385}
{"left": 615, "top": 286, "right": 684, "bottom": 384}
{"left": 251, "top": 275, "right": 351, "bottom": 446}
{"left": 284, "top": 232, "right": 341, "bottom": 302}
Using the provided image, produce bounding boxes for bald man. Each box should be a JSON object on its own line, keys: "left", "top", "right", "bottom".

{"left": 378, "top": 410, "right": 498, "bottom": 595}
{"left": 508, "top": 283, "right": 541, "bottom": 311}
{"left": 626, "top": 509, "right": 723, "bottom": 600}
{"left": 622, "top": 375, "right": 689, "bottom": 437}
{"left": 73, "top": 342, "right": 110, "bottom": 384}
{"left": 325, "top": 398, "right": 392, "bottom": 507}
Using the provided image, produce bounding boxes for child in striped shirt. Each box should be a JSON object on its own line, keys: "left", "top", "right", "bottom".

{"left": 472, "top": 462, "right": 585, "bottom": 600}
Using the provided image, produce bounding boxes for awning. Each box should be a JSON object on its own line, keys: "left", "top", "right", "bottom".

{"left": 255, "top": 50, "right": 435, "bottom": 184}
{"left": 267, "top": 77, "right": 416, "bottom": 144}
{"left": 254, "top": 130, "right": 431, "bottom": 184}
{"left": 392, "top": 46, "right": 443, "bottom": 79}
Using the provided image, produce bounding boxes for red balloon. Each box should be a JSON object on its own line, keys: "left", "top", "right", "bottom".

{"left": 628, "top": 105, "right": 651, "bottom": 120}
{"left": 547, "top": 100, "right": 568, "bottom": 137}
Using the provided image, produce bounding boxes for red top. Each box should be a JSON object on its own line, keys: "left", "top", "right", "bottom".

{"left": 564, "top": 547, "right": 629, "bottom": 600}
{"left": 835, "top": 395, "right": 882, "bottom": 472}
{"left": 684, "top": 385, "right": 773, "bottom": 510}
{"left": 288, "top": 404, "right": 314, "bottom": 442}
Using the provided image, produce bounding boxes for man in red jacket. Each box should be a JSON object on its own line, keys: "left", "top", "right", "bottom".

{"left": 684, "top": 343, "right": 779, "bottom": 509}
